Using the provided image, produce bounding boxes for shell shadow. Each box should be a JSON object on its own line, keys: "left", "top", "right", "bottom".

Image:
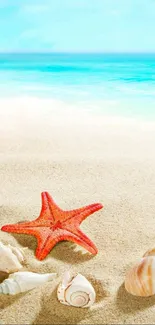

{"left": 0, "top": 271, "right": 28, "bottom": 309}
{"left": 11, "top": 234, "right": 94, "bottom": 264}
{"left": 0, "top": 291, "right": 28, "bottom": 309}
{"left": 85, "top": 275, "right": 109, "bottom": 303}
{"left": 0, "top": 272, "right": 9, "bottom": 283}
{"left": 33, "top": 285, "right": 99, "bottom": 325}
{"left": 116, "top": 282, "right": 155, "bottom": 314}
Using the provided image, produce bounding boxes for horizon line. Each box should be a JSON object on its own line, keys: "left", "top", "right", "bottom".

{"left": 0, "top": 51, "right": 155, "bottom": 55}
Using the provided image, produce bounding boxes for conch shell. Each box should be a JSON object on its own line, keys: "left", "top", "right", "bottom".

{"left": 125, "top": 248, "right": 155, "bottom": 297}
{"left": 0, "top": 271, "right": 57, "bottom": 295}
{"left": 57, "top": 271, "right": 96, "bottom": 307}
{"left": 0, "top": 241, "right": 26, "bottom": 273}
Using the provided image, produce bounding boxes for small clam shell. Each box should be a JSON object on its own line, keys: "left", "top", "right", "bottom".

{"left": 125, "top": 256, "right": 155, "bottom": 297}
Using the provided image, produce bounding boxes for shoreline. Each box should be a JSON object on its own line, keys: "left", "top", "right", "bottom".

{"left": 0, "top": 95, "right": 155, "bottom": 124}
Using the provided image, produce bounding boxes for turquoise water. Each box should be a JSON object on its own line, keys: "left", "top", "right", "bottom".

{"left": 0, "top": 53, "right": 155, "bottom": 118}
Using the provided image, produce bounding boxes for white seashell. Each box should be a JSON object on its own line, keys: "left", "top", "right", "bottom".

{"left": 57, "top": 271, "right": 96, "bottom": 308}
{"left": 125, "top": 255, "right": 155, "bottom": 297}
{"left": 0, "top": 271, "right": 57, "bottom": 295}
{"left": 0, "top": 241, "right": 26, "bottom": 274}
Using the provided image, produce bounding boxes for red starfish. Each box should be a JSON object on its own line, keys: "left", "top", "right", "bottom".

{"left": 1, "top": 192, "right": 103, "bottom": 260}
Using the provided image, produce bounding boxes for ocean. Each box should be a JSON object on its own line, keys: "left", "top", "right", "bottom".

{"left": 0, "top": 53, "right": 155, "bottom": 119}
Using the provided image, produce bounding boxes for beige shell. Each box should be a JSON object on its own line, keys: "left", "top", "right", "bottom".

{"left": 125, "top": 253, "right": 155, "bottom": 297}
{"left": 143, "top": 248, "right": 155, "bottom": 258}
{"left": 0, "top": 241, "right": 26, "bottom": 274}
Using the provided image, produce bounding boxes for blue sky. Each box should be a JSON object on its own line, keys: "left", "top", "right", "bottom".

{"left": 0, "top": 0, "right": 155, "bottom": 52}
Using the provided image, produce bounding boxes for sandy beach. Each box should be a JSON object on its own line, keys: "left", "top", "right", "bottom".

{"left": 1, "top": 97, "right": 155, "bottom": 324}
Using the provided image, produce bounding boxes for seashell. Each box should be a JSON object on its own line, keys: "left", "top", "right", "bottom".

{"left": 57, "top": 271, "right": 96, "bottom": 307}
{"left": 0, "top": 241, "right": 26, "bottom": 274}
{"left": 0, "top": 271, "right": 57, "bottom": 295}
{"left": 125, "top": 255, "right": 155, "bottom": 297}
{"left": 143, "top": 248, "right": 155, "bottom": 258}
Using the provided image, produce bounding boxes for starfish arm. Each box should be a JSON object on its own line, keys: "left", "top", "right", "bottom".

{"left": 1, "top": 223, "right": 41, "bottom": 237}
{"left": 36, "top": 192, "right": 62, "bottom": 223}
{"left": 63, "top": 203, "right": 103, "bottom": 224}
{"left": 1, "top": 224, "right": 55, "bottom": 259}
{"left": 35, "top": 227, "right": 97, "bottom": 260}
{"left": 35, "top": 229, "right": 67, "bottom": 260}
{"left": 62, "top": 227, "right": 98, "bottom": 255}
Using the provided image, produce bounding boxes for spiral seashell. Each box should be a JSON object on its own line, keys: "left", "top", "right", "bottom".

{"left": 0, "top": 271, "right": 57, "bottom": 295}
{"left": 143, "top": 248, "right": 155, "bottom": 258}
{"left": 125, "top": 255, "right": 155, "bottom": 297}
{"left": 0, "top": 241, "right": 26, "bottom": 274}
{"left": 57, "top": 271, "right": 96, "bottom": 308}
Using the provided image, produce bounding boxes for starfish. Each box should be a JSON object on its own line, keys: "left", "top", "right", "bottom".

{"left": 1, "top": 192, "right": 103, "bottom": 260}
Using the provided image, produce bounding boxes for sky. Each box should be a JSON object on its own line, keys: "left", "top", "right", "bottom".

{"left": 0, "top": 0, "right": 155, "bottom": 53}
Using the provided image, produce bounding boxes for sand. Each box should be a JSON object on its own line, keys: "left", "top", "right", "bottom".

{"left": 1, "top": 97, "right": 155, "bottom": 324}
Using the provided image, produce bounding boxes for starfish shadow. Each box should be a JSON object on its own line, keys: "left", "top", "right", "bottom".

{"left": 116, "top": 282, "right": 155, "bottom": 314}
{"left": 11, "top": 233, "right": 37, "bottom": 252}
{"left": 11, "top": 234, "right": 94, "bottom": 264}
{"left": 49, "top": 241, "right": 95, "bottom": 264}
